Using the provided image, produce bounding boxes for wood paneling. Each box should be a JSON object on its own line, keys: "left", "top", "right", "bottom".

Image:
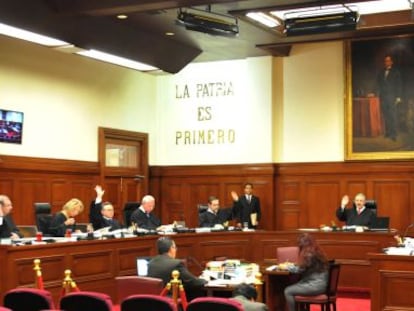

{"left": 0, "top": 155, "right": 99, "bottom": 225}
{"left": 2, "top": 153, "right": 414, "bottom": 232}
{"left": 0, "top": 231, "right": 396, "bottom": 304}
{"left": 369, "top": 253, "right": 414, "bottom": 311}
{"left": 152, "top": 164, "right": 275, "bottom": 229}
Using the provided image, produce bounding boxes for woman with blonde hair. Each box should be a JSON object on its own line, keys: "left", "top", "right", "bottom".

{"left": 49, "top": 198, "right": 84, "bottom": 237}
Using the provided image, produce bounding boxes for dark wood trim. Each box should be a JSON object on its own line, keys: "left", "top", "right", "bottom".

{"left": 0, "top": 154, "right": 99, "bottom": 174}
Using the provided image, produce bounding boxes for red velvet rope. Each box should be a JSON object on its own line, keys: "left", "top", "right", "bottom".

{"left": 36, "top": 275, "right": 44, "bottom": 290}
{"left": 160, "top": 287, "right": 169, "bottom": 296}
{"left": 179, "top": 287, "right": 188, "bottom": 311}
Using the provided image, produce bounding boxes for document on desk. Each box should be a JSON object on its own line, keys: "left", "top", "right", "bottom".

{"left": 205, "top": 279, "right": 241, "bottom": 287}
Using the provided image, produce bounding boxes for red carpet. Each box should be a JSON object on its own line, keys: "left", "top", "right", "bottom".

{"left": 310, "top": 294, "right": 370, "bottom": 311}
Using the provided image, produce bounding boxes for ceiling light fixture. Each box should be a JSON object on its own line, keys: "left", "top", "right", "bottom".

{"left": 76, "top": 49, "right": 158, "bottom": 71}
{"left": 0, "top": 23, "right": 69, "bottom": 47}
{"left": 0, "top": 22, "right": 159, "bottom": 72}
{"left": 177, "top": 7, "right": 239, "bottom": 37}
{"left": 281, "top": 5, "right": 359, "bottom": 36}
{"left": 270, "top": 0, "right": 411, "bottom": 20}
{"left": 246, "top": 12, "right": 280, "bottom": 28}
{"left": 116, "top": 14, "right": 128, "bottom": 20}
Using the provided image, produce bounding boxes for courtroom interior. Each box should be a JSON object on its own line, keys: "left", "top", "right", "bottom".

{"left": 1, "top": 1, "right": 414, "bottom": 311}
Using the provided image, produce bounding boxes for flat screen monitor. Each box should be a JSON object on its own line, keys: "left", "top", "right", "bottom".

{"left": 0, "top": 109, "right": 24, "bottom": 144}
{"left": 136, "top": 256, "right": 152, "bottom": 276}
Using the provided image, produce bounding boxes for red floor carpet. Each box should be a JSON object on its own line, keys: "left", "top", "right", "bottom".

{"left": 310, "top": 295, "right": 370, "bottom": 311}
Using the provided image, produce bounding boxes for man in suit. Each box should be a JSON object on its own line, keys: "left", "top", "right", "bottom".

{"left": 198, "top": 196, "right": 231, "bottom": 228}
{"left": 376, "top": 55, "right": 403, "bottom": 141}
{"left": 89, "top": 185, "right": 122, "bottom": 231}
{"left": 231, "top": 183, "right": 261, "bottom": 228}
{"left": 148, "top": 237, "right": 207, "bottom": 300}
{"left": 230, "top": 283, "right": 268, "bottom": 311}
{"left": 130, "top": 195, "right": 162, "bottom": 230}
{"left": 0, "top": 194, "right": 23, "bottom": 239}
{"left": 336, "top": 193, "right": 376, "bottom": 227}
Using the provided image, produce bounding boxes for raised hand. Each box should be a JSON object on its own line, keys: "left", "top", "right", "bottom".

{"left": 341, "top": 195, "right": 350, "bottom": 207}
{"left": 94, "top": 185, "right": 105, "bottom": 200}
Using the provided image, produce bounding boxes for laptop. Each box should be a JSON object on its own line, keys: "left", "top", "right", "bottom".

{"left": 370, "top": 217, "right": 390, "bottom": 231}
{"left": 136, "top": 257, "right": 152, "bottom": 276}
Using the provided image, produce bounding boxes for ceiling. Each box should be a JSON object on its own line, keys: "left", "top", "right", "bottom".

{"left": 1, "top": 0, "right": 414, "bottom": 73}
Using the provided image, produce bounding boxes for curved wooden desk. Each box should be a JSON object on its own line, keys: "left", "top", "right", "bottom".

{"left": 0, "top": 230, "right": 395, "bottom": 306}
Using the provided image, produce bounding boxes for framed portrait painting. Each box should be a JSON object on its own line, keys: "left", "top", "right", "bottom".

{"left": 345, "top": 35, "right": 414, "bottom": 160}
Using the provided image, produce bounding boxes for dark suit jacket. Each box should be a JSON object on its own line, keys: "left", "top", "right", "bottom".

{"left": 89, "top": 201, "right": 123, "bottom": 231}
{"left": 49, "top": 212, "right": 76, "bottom": 237}
{"left": 230, "top": 296, "right": 268, "bottom": 311}
{"left": 130, "top": 208, "right": 161, "bottom": 230}
{"left": 148, "top": 254, "right": 207, "bottom": 294}
{"left": 89, "top": 200, "right": 102, "bottom": 230}
{"left": 198, "top": 209, "right": 230, "bottom": 228}
{"left": 377, "top": 66, "right": 402, "bottom": 105}
{"left": 232, "top": 195, "right": 261, "bottom": 228}
{"left": 101, "top": 217, "right": 122, "bottom": 231}
{"left": 0, "top": 214, "right": 22, "bottom": 238}
{"left": 336, "top": 206, "right": 376, "bottom": 227}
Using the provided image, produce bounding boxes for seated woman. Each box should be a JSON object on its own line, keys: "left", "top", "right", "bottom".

{"left": 49, "top": 198, "right": 84, "bottom": 237}
{"left": 284, "top": 233, "right": 329, "bottom": 311}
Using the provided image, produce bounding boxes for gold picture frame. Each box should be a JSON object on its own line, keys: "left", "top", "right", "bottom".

{"left": 345, "top": 35, "right": 414, "bottom": 160}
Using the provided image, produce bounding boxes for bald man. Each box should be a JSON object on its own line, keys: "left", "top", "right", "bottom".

{"left": 0, "top": 195, "right": 22, "bottom": 239}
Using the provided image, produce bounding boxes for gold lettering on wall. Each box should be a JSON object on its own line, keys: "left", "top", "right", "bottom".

{"left": 174, "top": 80, "right": 236, "bottom": 145}
{"left": 175, "top": 129, "right": 236, "bottom": 145}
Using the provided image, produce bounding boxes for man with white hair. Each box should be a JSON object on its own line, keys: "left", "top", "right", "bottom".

{"left": 336, "top": 193, "right": 376, "bottom": 227}
{"left": 130, "top": 195, "right": 162, "bottom": 230}
{"left": 0, "top": 194, "right": 22, "bottom": 239}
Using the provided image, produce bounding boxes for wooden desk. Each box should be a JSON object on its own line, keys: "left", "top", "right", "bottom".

{"left": 353, "top": 97, "right": 383, "bottom": 137}
{"left": 368, "top": 253, "right": 414, "bottom": 311}
{"left": 0, "top": 230, "right": 395, "bottom": 304}
{"left": 264, "top": 269, "right": 300, "bottom": 311}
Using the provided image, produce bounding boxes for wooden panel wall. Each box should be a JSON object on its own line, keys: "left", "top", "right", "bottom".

{"left": 276, "top": 161, "right": 414, "bottom": 232}
{"left": 150, "top": 164, "right": 276, "bottom": 229}
{"left": 0, "top": 155, "right": 99, "bottom": 225}
{"left": 153, "top": 161, "right": 414, "bottom": 232}
{"left": 2, "top": 153, "right": 414, "bottom": 233}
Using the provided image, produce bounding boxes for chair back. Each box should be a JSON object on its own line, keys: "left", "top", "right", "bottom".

{"left": 353, "top": 199, "right": 377, "bottom": 215}
{"left": 74, "top": 223, "right": 90, "bottom": 232}
{"left": 59, "top": 291, "right": 113, "bottom": 311}
{"left": 197, "top": 204, "right": 208, "bottom": 214}
{"left": 121, "top": 294, "right": 177, "bottom": 311}
{"left": 365, "top": 200, "right": 377, "bottom": 215}
{"left": 187, "top": 297, "right": 243, "bottom": 311}
{"left": 115, "top": 275, "right": 164, "bottom": 304}
{"left": 326, "top": 262, "right": 341, "bottom": 297}
{"left": 17, "top": 225, "right": 38, "bottom": 237}
{"left": 123, "top": 202, "right": 139, "bottom": 227}
{"left": 34, "top": 202, "right": 52, "bottom": 235}
{"left": 276, "top": 246, "right": 299, "bottom": 264}
{"left": 3, "top": 288, "right": 55, "bottom": 311}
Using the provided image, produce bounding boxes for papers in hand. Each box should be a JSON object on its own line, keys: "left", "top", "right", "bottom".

{"left": 250, "top": 213, "right": 257, "bottom": 226}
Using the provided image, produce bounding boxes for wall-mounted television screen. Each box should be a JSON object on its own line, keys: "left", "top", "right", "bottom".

{"left": 0, "top": 109, "right": 24, "bottom": 144}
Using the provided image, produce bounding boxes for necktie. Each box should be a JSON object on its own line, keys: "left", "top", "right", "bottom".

{"left": 247, "top": 195, "right": 251, "bottom": 204}
{"left": 357, "top": 208, "right": 362, "bottom": 215}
